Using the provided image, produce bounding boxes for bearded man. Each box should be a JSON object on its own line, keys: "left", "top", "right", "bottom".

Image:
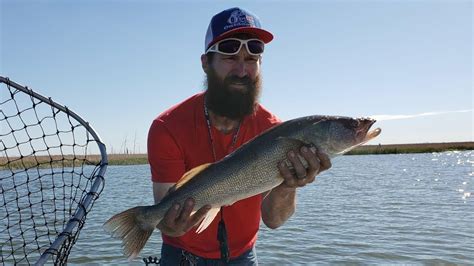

{"left": 148, "top": 7, "right": 331, "bottom": 265}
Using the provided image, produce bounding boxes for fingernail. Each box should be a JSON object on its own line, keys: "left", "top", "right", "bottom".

{"left": 174, "top": 204, "right": 180, "bottom": 210}
{"left": 289, "top": 151, "right": 295, "bottom": 158}
{"left": 280, "top": 161, "right": 285, "bottom": 167}
{"left": 187, "top": 200, "right": 193, "bottom": 206}
{"left": 301, "top": 146, "right": 308, "bottom": 153}
{"left": 310, "top": 147, "right": 317, "bottom": 154}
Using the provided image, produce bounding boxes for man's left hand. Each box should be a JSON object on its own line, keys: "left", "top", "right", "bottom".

{"left": 277, "top": 145, "right": 331, "bottom": 188}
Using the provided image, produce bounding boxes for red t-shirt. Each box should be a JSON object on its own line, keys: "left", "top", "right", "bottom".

{"left": 147, "top": 92, "right": 280, "bottom": 259}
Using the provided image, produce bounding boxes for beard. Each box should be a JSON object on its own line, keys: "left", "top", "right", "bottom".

{"left": 205, "top": 67, "right": 262, "bottom": 120}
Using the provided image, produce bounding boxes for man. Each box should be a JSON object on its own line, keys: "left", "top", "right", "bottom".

{"left": 148, "top": 7, "right": 331, "bottom": 265}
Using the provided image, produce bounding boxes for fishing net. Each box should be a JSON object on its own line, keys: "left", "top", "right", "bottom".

{"left": 0, "top": 77, "right": 108, "bottom": 265}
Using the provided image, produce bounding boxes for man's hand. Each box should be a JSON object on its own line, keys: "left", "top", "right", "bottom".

{"left": 262, "top": 146, "right": 331, "bottom": 229}
{"left": 157, "top": 198, "right": 211, "bottom": 237}
{"left": 277, "top": 145, "right": 331, "bottom": 189}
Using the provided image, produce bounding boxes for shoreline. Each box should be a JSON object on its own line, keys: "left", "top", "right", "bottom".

{"left": 1, "top": 142, "right": 472, "bottom": 169}
{"left": 347, "top": 141, "right": 473, "bottom": 155}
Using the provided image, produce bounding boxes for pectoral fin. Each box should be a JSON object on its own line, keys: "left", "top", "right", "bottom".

{"left": 195, "top": 207, "right": 220, "bottom": 234}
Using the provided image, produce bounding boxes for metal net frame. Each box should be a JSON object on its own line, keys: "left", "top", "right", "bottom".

{"left": 0, "top": 76, "right": 108, "bottom": 265}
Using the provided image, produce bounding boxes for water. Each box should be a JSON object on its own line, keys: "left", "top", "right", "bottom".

{"left": 19, "top": 151, "right": 474, "bottom": 264}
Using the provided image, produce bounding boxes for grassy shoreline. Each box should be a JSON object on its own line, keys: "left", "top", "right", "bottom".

{"left": 1, "top": 142, "right": 472, "bottom": 169}
{"left": 347, "top": 141, "right": 473, "bottom": 155}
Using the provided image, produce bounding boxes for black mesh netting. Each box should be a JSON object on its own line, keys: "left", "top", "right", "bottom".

{"left": 0, "top": 77, "right": 107, "bottom": 265}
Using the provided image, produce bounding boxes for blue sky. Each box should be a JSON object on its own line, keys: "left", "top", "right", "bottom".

{"left": 1, "top": 0, "right": 472, "bottom": 153}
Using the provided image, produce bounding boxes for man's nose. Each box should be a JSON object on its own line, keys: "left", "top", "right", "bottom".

{"left": 234, "top": 60, "right": 247, "bottom": 78}
{"left": 234, "top": 48, "right": 249, "bottom": 78}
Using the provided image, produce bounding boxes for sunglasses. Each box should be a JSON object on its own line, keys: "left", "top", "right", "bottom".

{"left": 206, "top": 38, "right": 265, "bottom": 56}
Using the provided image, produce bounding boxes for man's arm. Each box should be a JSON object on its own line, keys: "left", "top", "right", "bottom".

{"left": 153, "top": 182, "right": 174, "bottom": 204}
{"left": 261, "top": 146, "right": 331, "bottom": 229}
{"left": 148, "top": 120, "right": 211, "bottom": 237}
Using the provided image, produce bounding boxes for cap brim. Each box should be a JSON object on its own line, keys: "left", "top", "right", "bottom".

{"left": 207, "top": 27, "right": 274, "bottom": 49}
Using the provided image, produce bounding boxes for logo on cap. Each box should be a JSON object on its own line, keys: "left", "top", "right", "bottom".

{"left": 224, "top": 10, "right": 255, "bottom": 30}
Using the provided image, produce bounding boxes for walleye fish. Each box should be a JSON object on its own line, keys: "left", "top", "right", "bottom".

{"left": 104, "top": 115, "right": 381, "bottom": 259}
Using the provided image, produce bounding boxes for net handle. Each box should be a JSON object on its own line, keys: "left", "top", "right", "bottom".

{"left": 0, "top": 76, "right": 109, "bottom": 265}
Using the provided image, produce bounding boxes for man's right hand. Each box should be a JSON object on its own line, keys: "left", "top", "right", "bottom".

{"left": 157, "top": 198, "right": 211, "bottom": 237}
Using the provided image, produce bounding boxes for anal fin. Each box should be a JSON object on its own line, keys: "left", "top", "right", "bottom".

{"left": 195, "top": 207, "right": 220, "bottom": 234}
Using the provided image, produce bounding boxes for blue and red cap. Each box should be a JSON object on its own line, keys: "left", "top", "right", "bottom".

{"left": 205, "top": 7, "right": 274, "bottom": 51}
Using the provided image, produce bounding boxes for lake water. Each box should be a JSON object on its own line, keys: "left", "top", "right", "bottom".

{"left": 6, "top": 151, "right": 474, "bottom": 264}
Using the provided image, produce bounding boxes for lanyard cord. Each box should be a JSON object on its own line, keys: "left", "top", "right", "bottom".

{"left": 203, "top": 97, "right": 240, "bottom": 263}
{"left": 203, "top": 101, "right": 241, "bottom": 160}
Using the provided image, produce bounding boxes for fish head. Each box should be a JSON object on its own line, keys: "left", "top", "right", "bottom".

{"left": 303, "top": 116, "right": 381, "bottom": 156}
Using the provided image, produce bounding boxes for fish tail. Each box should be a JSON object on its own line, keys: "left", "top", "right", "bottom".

{"left": 103, "top": 206, "right": 156, "bottom": 261}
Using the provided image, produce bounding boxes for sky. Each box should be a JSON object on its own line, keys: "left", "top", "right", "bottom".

{"left": 1, "top": 0, "right": 472, "bottom": 154}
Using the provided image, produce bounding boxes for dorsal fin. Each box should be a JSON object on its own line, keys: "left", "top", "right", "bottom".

{"left": 175, "top": 163, "right": 211, "bottom": 190}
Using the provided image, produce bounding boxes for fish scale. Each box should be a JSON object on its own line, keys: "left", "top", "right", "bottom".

{"left": 104, "top": 115, "right": 381, "bottom": 260}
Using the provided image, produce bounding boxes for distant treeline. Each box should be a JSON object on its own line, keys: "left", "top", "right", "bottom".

{"left": 1, "top": 142, "right": 472, "bottom": 169}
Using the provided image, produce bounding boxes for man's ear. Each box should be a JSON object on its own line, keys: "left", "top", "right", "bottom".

{"left": 201, "top": 54, "right": 209, "bottom": 74}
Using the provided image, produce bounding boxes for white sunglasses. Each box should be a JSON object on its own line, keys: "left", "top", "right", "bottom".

{"left": 206, "top": 38, "right": 265, "bottom": 56}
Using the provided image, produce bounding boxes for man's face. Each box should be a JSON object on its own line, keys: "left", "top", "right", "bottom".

{"left": 204, "top": 36, "right": 263, "bottom": 120}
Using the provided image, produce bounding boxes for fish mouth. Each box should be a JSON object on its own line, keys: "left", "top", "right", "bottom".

{"left": 334, "top": 117, "right": 381, "bottom": 155}
{"left": 364, "top": 128, "right": 381, "bottom": 142}
{"left": 356, "top": 118, "right": 381, "bottom": 145}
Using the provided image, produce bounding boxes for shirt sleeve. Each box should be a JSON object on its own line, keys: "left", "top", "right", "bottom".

{"left": 147, "top": 119, "right": 186, "bottom": 183}
{"left": 260, "top": 109, "right": 282, "bottom": 131}
{"left": 268, "top": 113, "right": 282, "bottom": 126}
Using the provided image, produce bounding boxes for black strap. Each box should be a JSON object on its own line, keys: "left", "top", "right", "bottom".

{"left": 217, "top": 207, "right": 230, "bottom": 262}
{"left": 204, "top": 94, "right": 234, "bottom": 263}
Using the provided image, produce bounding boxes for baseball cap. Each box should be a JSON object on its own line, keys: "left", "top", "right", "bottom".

{"left": 205, "top": 7, "right": 274, "bottom": 51}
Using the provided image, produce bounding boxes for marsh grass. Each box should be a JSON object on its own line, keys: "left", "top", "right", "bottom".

{"left": 347, "top": 141, "right": 473, "bottom": 155}
{"left": 0, "top": 155, "right": 97, "bottom": 170}
{"left": 0, "top": 154, "right": 147, "bottom": 170}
